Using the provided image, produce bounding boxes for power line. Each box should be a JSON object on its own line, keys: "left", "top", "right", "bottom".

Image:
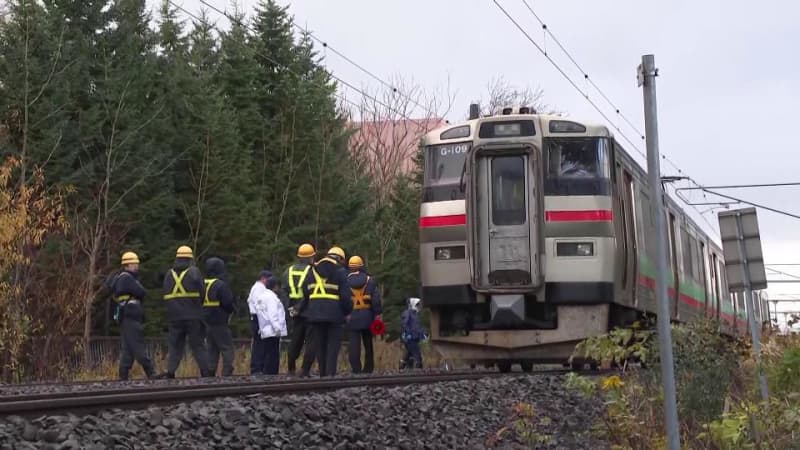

{"left": 519, "top": 0, "right": 645, "bottom": 141}
{"left": 766, "top": 267, "right": 800, "bottom": 281}
{"left": 491, "top": 1, "right": 720, "bottom": 240}
{"left": 168, "top": 1, "right": 364, "bottom": 113}
{"left": 489, "top": 0, "right": 647, "bottom": 161}
{"left": 685, "top": 181, "right": 800, "bottom": 190}
{"left": 192, "top": 0, "right": 415, "bottom": 121}
{"left": 503, "top": 0, "right": 724, "bottom": 239}
{"left": 677, "top": 184, "right": 800, "bottom": 221}
{"left": 290, "top": 23, "right": 437, "bottom": 118}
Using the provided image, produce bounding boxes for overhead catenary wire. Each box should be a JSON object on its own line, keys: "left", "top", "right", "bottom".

{"left": 520, "top": 0, "right": 645, "bottom": 141}
{"left": 168, "top": 1, "right": 365, "bottom": 113}
{"left": 290, "top": 22, "right": 438, "bottom": 119}
{"left": 489, "top": 0, "right": 647, "bottom": 161}
{"left": 491, "top": 1, "right": 720, "bottom": 238}
{"left": 192, "top": 0, "right": 417, "bottom": 121}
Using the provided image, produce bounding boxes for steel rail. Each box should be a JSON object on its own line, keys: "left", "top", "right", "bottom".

{"left": 0, "top": 370, "right": 573, "bottom": 417}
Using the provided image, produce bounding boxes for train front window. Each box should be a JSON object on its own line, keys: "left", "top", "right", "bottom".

{"left": 491, "top": 156, "right": 526, "bottom": 225}
{"left": 423, "top": 142, "right": 470, "bottom": 201}
{"left": 544, "top": 137, "right": 611, "bottom": 196}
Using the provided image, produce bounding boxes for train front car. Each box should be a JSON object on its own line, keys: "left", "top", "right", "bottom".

{"left": 420, "top": 109, "right": 616, "bottom": 372}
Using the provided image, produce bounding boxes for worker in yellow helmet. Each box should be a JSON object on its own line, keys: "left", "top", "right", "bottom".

{"left": 110, "top": 251, "right": 156, "bottom": 380}
{"left": 296, "top": 246, "right": 352, "bottom": 377}
{"left": 280, "top": 243, "right": 316, "bottom": 376}
{"left": 161, "top": 245, "right": 211, "bottom": 378}
{"left": 346, "top": 255, "right": 382, "bottom": 374}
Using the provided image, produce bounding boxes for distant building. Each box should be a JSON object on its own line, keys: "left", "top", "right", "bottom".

{"left": 348, "top": 118, "right": 445, "bottom": 186}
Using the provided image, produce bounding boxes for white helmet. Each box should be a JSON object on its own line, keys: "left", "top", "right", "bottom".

{"left": 408, "top": 297, "right": 421, "bottom": 311}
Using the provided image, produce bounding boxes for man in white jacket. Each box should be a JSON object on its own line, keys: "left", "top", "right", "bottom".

{"left": 247, "top": 270, "right": 288, "bottom": 375}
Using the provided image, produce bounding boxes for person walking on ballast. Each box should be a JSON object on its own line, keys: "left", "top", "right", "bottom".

{"left": 112, "top": 251, "right": 156, "bottom": 380}
{"left": 161, "top": 245, "right": 211, "bottom": 378}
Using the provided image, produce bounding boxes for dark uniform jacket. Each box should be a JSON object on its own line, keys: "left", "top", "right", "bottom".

{"left": 162, "top": 258, "right": 205, "bottom": 321}
{"left": 281, "top": 262, "right": 313, "bottom": 317}
{"left": 203, "top": 257, "right": 235, "bottom": 326}
{"left": 297, "top": 258, "right": 352, "bottom": 324}
{"left": 401, "top": 309, "right": 426, "bottom": 342}
{"left": 346, "top": 270, "right": 382, "bottom": 330}
{"left": 112, "top": 270, "right": 147, "bottom": 322}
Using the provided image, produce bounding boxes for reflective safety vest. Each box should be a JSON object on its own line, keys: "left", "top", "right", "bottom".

{"left": 350, "top": 275, "right": 373, "bottom": 310}
{"left": 163, "top": 268, "right": 200, "bottom": 301}
{"left": 113, "top": 272, "right": 134, "bottom": 304}
{"left": 309, "top": 269, "right": 340, "bottom": 301}
{"left": 203, "top": 278, "right": 219, "bottom": 307}
{"left": 287, "top": 265, "right": 311, "bottom": 301}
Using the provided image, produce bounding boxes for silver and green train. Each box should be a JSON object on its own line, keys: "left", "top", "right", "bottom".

{"left": 419, "top": 106, "right": 768, "bottom": 372}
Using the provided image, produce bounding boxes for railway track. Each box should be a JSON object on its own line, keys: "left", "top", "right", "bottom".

{"left": 0, "top": 368, "right": 601, "bottom": 418}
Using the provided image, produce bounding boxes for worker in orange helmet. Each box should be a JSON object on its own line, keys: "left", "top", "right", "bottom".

{"left": 346, "top": 255, "right": 382, "bottom": 374}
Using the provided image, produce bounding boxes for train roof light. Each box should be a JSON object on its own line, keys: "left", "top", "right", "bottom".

{"left": 549, "top": 120, "right": 587, "bottom": 133}
{"left": 502, "top": 107, "right": 513, "bottom": 115}
{"left": 519, "top": 106, "right": 533, "bottom": 114}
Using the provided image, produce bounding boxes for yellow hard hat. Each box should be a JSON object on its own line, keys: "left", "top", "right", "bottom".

{"left": 176, "top": 245, "right": 194, "bottom": 258}
{"left": 297, "top": 243, "right": 316, "bottom": 258}
{"left": 121, "top": 251, "right": 140, "bottom": 265}
{"left": 348, "top": 255, "right": 364, "bottom": 268}
{"left": 327, "top": 246, "right": 345, "bottom": 260}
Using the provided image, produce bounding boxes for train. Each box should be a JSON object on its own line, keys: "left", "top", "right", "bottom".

{"left": 418, "top": 105, "right": 769, "bottom": 372}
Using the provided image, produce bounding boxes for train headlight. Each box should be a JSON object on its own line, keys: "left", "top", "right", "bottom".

{"left": 556, "top": 242, "right": 594, "bottom": 257}
{"left": 435, "top": 245, "right": 466, "bottom": 260}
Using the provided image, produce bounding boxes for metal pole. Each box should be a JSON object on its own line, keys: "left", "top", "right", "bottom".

{"left": 735, "top": 213, "right": 769, "bottom": 401}
{"left": 639, "top": 54, "right": 680, "bottom": 450}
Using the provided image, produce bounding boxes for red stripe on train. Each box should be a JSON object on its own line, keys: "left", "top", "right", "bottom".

{"left": 545, "top": 210, "right": 613, "bottom": 222}
{"left": 638, "top": 275, "right": 740, "bottom": 325}
{"left": 419, "top": 214, "right": 467, "bottom": 228}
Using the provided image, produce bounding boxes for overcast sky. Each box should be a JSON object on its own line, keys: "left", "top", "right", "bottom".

{"left": 169, "top": 0, "right": 800, "bottom": 325}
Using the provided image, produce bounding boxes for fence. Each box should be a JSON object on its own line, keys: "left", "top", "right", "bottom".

{"left": 28, "top": 335, "right": 296, "bottom": 374}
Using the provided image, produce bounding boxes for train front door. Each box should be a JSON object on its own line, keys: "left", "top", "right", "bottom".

{"left": 468, "top": 144, "right": 540, "bottom": 290}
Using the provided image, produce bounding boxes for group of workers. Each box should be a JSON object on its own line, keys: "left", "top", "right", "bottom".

{"left": 109, "top": 242, "right": 426, "bottom": 380}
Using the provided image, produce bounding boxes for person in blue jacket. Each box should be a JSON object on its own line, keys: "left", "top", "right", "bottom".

{"left": 202, "top": 257, "right": 235, "bottom": 376}
{"left": 296, "top": 246, "right": 353, "bottom": 377}
{"left": 346, "top": 255, "right": 382, "bottom": 374}
{"left": 400, "top": 297, "right": 427, "bottom": 370}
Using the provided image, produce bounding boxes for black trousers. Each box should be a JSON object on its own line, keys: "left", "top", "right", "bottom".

{"left": 401, "top": 340, "right": 423, "bottom": 369}
{"left": 301, "top": 322, "right": 343, "bottom": 377}
{"left": 348, "top": 329, "right": 374, "bottom": 374}
{"left": 287, "top": 316, "right": 309, "bottom": 373}
{"left": 119, "top": 318, "right": 154, "bottom": 380}
{"left": 250, "top": 314, "right": 264, "bottom": 374}
{"left": 205, "top": 324, "right": 234, "bottom": 376}
{"left": 167, "top": 319, "right": 211, "bottom": 377}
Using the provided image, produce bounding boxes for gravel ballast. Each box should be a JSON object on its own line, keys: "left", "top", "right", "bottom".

{"left": 0, "top": 374, "right": 608, "bottom": 449}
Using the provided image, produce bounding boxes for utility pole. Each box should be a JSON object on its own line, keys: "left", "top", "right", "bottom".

{"left": 638, "top": 54, "right": 681, "bottom": 450}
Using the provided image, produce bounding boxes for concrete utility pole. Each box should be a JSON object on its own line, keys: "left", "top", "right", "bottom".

{"left": 637, "top": 54, "right": 681, "bottom": 450}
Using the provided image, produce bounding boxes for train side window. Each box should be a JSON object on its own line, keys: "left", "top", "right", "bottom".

{"left": 491, "top": 156, "right": 526, "bottom": 226}
{"left": 699, "top": 241, "right": 709, "bottom": 301}
{"left": 690, "top": 236, "right": 701, "bottom": 282}
{"left": 681, "top": 227, "right": 693, "bottom": 279}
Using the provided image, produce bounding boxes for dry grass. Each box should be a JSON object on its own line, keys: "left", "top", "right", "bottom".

{"left": 72, "top": 338, "right": 443, "bottom": 381}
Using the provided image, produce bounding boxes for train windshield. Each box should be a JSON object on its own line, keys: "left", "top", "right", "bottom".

{"left": 544, "top": 137, "right": 611, "bottom": 196}
{"left": 423, "top": 142, "right": 470, "bottom": 201}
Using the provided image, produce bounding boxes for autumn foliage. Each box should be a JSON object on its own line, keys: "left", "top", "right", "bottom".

{"left": 0, "top": 157, "right": 70, "bottom": 381}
